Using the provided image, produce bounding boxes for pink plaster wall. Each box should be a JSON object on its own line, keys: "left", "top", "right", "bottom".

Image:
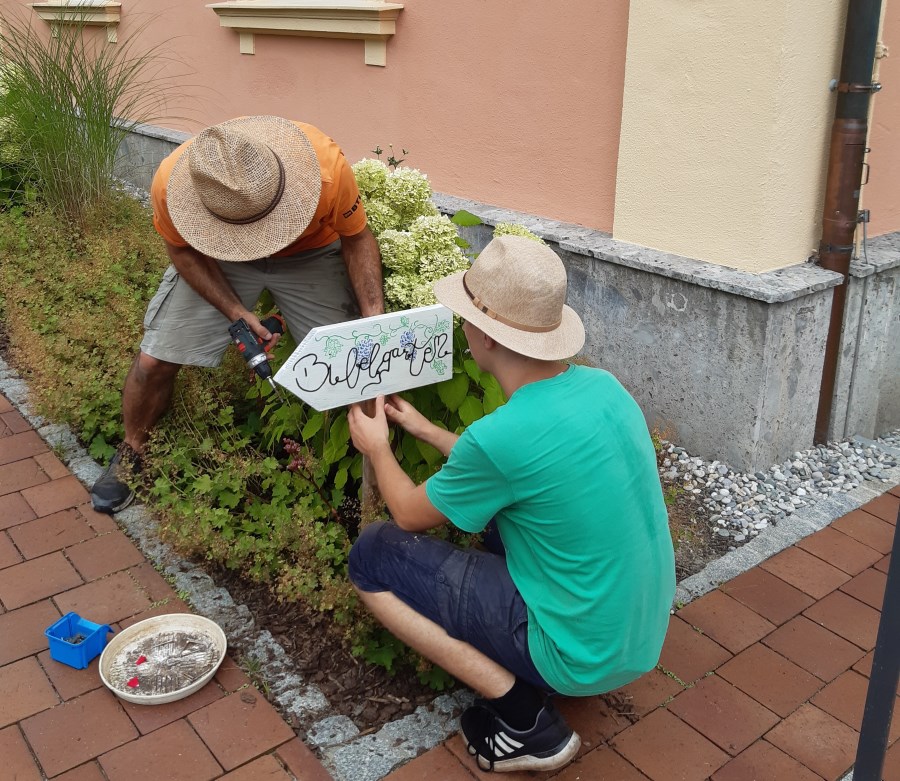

{"left": 867, "top": 1, "right": 900, "bottom": 236}
{"left": 0, "top": 1, "right": 629, "bottom": 232}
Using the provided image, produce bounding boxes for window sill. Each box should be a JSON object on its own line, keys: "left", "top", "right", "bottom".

{"left": 30, "top": 1, "right": 122, "bottom": 43}
{"left": 206, "top": 0, "right": 404, "bottom": 66}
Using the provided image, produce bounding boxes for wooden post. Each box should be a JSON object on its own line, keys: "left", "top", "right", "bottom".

{"left": 360, "top": 398, "right": 384, "bottom": 526}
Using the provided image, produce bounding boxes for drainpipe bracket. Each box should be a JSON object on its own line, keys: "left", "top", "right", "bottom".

{"left": 832, "top": 81, "right": 883, "bottom": 93}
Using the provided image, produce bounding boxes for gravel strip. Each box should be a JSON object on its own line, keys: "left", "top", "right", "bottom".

{"left": 661, "top": 432, "right": 898, "bottom": 548}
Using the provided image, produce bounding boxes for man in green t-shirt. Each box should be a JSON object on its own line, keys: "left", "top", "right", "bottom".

{"left": 347, "top": 235, "right": 675, "bottom": 774}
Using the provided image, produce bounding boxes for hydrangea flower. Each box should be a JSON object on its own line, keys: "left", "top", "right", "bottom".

{"left": 384, "top": 167, "right": 438, "bottom": 226}
{"left": 351, "top": 158, "right": 389, "bottom": 200}
{"left": 378, "top": 230, "right": 419, "bottom": 275}
{"left": 409, "top": 215, "right": 461, "bottom": 254}
{"left": 364, "top": 201, "right": 401, "bottom": 236}
{"left": 419, "top": 250, "right": 468, "bottom": 282}
{"left": 354, "top": 157, "right": 547, "bottom": 315}
{"left": 493, "top": 222, "right": 545, "bottom": 244}
{"left": 384, "top": 274, "right": 437, "bottom": 310}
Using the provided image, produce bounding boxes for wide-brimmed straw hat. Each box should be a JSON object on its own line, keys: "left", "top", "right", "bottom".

{"left": 167, "top": 116, "right": 322, "bottom": 261}
{"left": 433, "top": 235, "right": 585, "bottom": 360}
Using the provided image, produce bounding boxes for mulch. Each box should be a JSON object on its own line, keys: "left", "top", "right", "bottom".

{"left": 210, "top": 564, "right": 441, "bottom": 736}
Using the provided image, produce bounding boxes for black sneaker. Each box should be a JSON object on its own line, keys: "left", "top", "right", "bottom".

{"left": 90, "top": 443, "right": 141, "bottom": 514}
{"left": 460, "top": 698, "right": 581, "bottom": 773}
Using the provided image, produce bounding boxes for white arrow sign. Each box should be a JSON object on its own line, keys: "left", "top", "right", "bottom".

{"left": 273, "top": 304, "right": 455, "bottom": 411}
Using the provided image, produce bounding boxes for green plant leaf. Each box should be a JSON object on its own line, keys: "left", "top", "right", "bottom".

{"left": 301, "top": 412, "right": 324, "bottom": 441}
{"left": 88, "top": 434, "right": 115, "bottom": 462}
{"left": 481, "top": 376, "right": 507, "bottom": 414}
{"left": 400, "top": 431, "right": 422, "bottom": 466}
{"left": 193, "top": 474, "right": 213, "bottom": 494}
{"left": 323, "top": 412, "right": 350, "bottom": 464}
{"left": 415, "top": 439, "right": 443, "bottom": 467}
{"left": 217, "top": 490, "right": 241, "bottom": 509}
{"left": 458, "top": 396, "right": 484, "bottom": 426}
{"left": 436, "top": 372, "right": 469, "bottom": 412}
{"left": 450, "top": 209, "right": 483, "bottom": 227}
{"left": 464, "top": 358, "right": 482, "bottom": 383}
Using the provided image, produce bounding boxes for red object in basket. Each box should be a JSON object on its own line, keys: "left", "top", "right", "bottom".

{"left": 127, "top": 677, "right": 139, "bottom": 688}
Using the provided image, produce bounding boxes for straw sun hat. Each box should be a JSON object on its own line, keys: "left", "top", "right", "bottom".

{"left": 433, "top": 235, "right": 585, "bottom": 360}
{"left": 167, "top": 116, "right": 322, "bottom": 261}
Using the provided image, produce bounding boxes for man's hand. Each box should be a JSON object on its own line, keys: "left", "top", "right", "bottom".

{"left": 348, "top": 395, "right": 392, "bottom": 458}
{"left": 348, "top": 395, "right": 449, "bottom": 532}
{"left": 384, "top": 394, "right": 460, "bottom": 457}
{"left": 242, "top": 311, "right": 281, "bottom": 351}
{"left": 383, "top": 395, "right": 430, "bottom": 439}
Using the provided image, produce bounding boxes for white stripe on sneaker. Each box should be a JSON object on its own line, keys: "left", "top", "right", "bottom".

{"left": 491, "top": 732, "right": 523, "bottom": 755}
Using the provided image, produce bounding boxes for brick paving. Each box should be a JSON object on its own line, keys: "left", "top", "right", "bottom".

{"left": 0, "top": 389, "right": 897, "bottom": 780}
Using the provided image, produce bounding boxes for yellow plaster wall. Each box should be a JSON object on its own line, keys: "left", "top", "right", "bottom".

{"left": 613, "top": 0, "right": 846, "bottom": 272}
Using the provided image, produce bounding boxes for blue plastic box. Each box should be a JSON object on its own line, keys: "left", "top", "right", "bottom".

{"left": 45, "top": 613, "right": 112, "bottom": 669}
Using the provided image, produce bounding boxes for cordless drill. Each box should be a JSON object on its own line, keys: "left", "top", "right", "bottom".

{"left": 229, "top": 314, "right": 285, "bottom": 395}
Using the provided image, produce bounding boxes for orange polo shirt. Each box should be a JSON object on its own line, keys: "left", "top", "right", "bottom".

{"left": 150, "top": 121, "right": 367, "bottom": 256}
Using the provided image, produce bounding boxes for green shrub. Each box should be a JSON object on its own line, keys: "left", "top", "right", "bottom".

{"left": 0, "top": 9, "right": 172, "bottom": 221}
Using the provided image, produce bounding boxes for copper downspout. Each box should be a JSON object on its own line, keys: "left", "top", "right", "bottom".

{"left": 813, "top": 0, "right": 883, "bottom": 444}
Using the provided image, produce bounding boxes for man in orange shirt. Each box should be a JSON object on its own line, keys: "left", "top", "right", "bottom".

{"left": 91, "top": 115, "right": 383, "bottom": 513}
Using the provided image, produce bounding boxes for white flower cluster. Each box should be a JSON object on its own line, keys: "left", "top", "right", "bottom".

{"left": 384, "top": 166, "right": 438, "bottom": 225}
{"left": 493, "top": 222, "right": 545, "bottom": 243}
{"left": 353, "top": 159, "right": 467, "bottom": 311}
{"left": 352, "top": 158, "right": 389, "bottom": 200}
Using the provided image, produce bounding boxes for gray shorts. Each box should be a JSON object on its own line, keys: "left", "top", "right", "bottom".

{"left": 140, "top": 241, "right": 359, "bottom": 366}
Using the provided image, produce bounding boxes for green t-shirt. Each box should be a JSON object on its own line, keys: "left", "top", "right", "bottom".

{"left": 425, "top": 364, "right": 675, "bottom": 696}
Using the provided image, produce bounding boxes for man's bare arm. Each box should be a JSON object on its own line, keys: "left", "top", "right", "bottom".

{"left": 165, "top": 241, "right": 275, "bottom": 341}
{"left": 340, "top": 226, "right": 384, "bottom": 318}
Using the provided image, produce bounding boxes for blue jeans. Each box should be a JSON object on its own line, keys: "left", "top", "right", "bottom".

{"left": 348, "top": 521, "right": 552, "bottom": 691}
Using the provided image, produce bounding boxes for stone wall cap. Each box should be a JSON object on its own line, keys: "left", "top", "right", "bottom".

{"left": 115, "top": 118, "right": 192, "bottom": 145}
{"left": 858, "top": 232, "right": 900, "bottom": 274}
{"left": 433, "top": 193, "right": 845, "bottom": 304}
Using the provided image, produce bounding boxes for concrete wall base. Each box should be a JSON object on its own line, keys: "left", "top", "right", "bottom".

{"left": 115, "top": 124, "right": 898, "bottom": 473}
{"left": 830, "top": 236, "right": 900, "bottom": 441}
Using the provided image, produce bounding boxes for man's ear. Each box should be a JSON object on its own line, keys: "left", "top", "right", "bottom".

{"left": 482, "top": 331, "right": 497, "bottom": 350}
